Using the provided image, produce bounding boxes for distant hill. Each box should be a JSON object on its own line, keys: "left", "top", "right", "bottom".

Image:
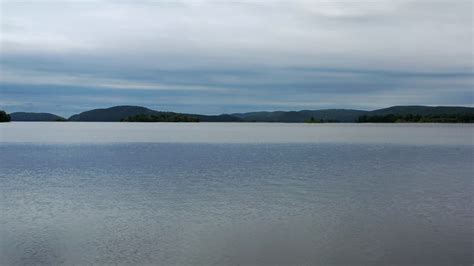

{"left": 233, "top": 106, "right": 474, "bottom": 122}
{"left": 68, "top": 106, "right": 243, "bottom": 122}
{"left": 233, "top": 109, "right": 366, "bottom": 122}
{"left": 354, "top": 106, "right": 474, "bottom": 123}
{"left": 8, "top": 105, "right": 473, "bottom": 123}
{"left": 368, "top": 106, "right": 474, "bottom": 116}
{"left": 10, "top": 112, "right": 66, "bottom": 121}
{"left": 69, "top": 106, "right": 158, "bottom": 121}
{"left": 358, "top": 106, "right": 474, "bottom": 123}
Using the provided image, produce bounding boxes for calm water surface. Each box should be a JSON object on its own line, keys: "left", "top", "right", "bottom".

{"left": 0, "top": 123, "right": 473, "bottom": 265}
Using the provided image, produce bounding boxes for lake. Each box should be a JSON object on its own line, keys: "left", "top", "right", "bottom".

{"left": 0, "top": 123, "right": 473, "bottom": 265}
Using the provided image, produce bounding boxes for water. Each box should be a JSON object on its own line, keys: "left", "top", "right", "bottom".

{"left": 0, "top": 123, "right": 473, "bottom": 265}
{"left": 1, "top": 122, "right": 472, "bottom": 145}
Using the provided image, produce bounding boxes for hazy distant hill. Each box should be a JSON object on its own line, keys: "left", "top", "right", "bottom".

{"left": 358, "top": 106, "right": 474, "bottom": 123}
{"left": 233, "top": 106, "right": 474, "bottom": 122}
{"left": 10, "top": 112, "right": 66, "bottom": 121}
{"left": 233, "top": 109, "right": 366, "bottom": 122}
{"left": 69, "top": 106, "right": 158, "bottom": 121}
{"left": 68, "top": 106, "right": 242, "bottom": 122}
{"left": 368, "top": 106, "right": 474, "bottom": 116}
{"left": 9, "top": 105, "right": 472, "bottom": 123}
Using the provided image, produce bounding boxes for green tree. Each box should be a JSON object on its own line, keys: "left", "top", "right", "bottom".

{"left": 306, "top": 116, "right": 321, "bottom": 123}
{"left": 0, "top": 111, "right": 11, "bottom": 122}
{"left": 121, "top": 113, "right": 199, "bottom": 122}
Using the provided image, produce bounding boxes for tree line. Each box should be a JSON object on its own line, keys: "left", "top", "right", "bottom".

{"left": 0, "top": 111, "right": 11, "bottom": 122}
{"left": 358, "top": 114, "right": 474, "bottom": 123}
{"left": 121, "top": 113, "right": 200, "bottom": 122}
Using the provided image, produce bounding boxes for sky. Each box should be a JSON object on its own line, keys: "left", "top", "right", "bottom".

{"left": 0, "top": 0, "right": 473, "bottom": 117}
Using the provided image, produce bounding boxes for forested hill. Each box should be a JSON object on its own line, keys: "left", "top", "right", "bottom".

{"left": 67, "top": 105, "right": 474, "bottom": 123}
{"left": 233, "top": 106, "right": 474, "bottom": 123}
{"left": 10, "top": 112, "right": 66, "bottom": 121}
{"left": 68, "top": 106, "right": 157, "bottom": 121}
{"left": 67, "top": 106, "right": 242, "bottom": 122}
{"left": 358, "top": 106, "right": 474, "bottom": 123}
{"left": 3, "top": 105, "right": 473, "bottom": 122}
{"left": 369, "top": 106, "right": 474, "bottom": 116}
{"left": 232, "top": 109, "right": 367, "bottom": 122}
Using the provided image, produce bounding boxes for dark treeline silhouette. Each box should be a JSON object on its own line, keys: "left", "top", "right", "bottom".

{"left": 0, "top": 111, "right": 11, "bottom": 122}
{"left": 10, "top": 112, "right": 66, "bottom": 121}
{"left": 4, "top": 105, "right": 474, "bottom": 123}
{"left": 121, "top": 113, "right": 200, "bottom": 122}
{"left": 358, "top": 114, "right": 474, "bottom": 123}
{"left": 305, "top": 116, "right": 339, "bottom": 123}
{"left": 306, "top": 116, "right": 321, "bottom": 123}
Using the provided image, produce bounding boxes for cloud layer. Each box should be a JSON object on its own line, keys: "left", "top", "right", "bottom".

{"left": 1, "top": 0, "right": 472, "bottom": 115}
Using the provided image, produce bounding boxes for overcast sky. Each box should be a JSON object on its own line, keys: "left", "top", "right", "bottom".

{"left": 1, "top": 0, "right": 472, "bottom": 116}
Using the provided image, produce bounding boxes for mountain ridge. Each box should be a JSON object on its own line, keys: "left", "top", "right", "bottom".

{"left": 10, "top": 112, "right": 66, "bottom": 121}
{"left": 2, "top": 105, "right": 473, "bottom": 122}
{"left": 68, "top": 106, "right": 243, "bottom": 122}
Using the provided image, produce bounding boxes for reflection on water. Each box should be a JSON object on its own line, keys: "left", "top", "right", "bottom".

{"left": 1, "top": 122, "right": 473, "bottom": 145}
{"left": 0, "top": 124, "right": 473, "bottom": 265}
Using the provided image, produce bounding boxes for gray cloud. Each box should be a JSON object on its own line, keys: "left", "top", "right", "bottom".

{"left": 0, "top": 0, "right": 472, "bottom": 115}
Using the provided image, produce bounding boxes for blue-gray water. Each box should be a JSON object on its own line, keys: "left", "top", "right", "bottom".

{"left": 0, "top": 123, "right": 473, "bottom": 265}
